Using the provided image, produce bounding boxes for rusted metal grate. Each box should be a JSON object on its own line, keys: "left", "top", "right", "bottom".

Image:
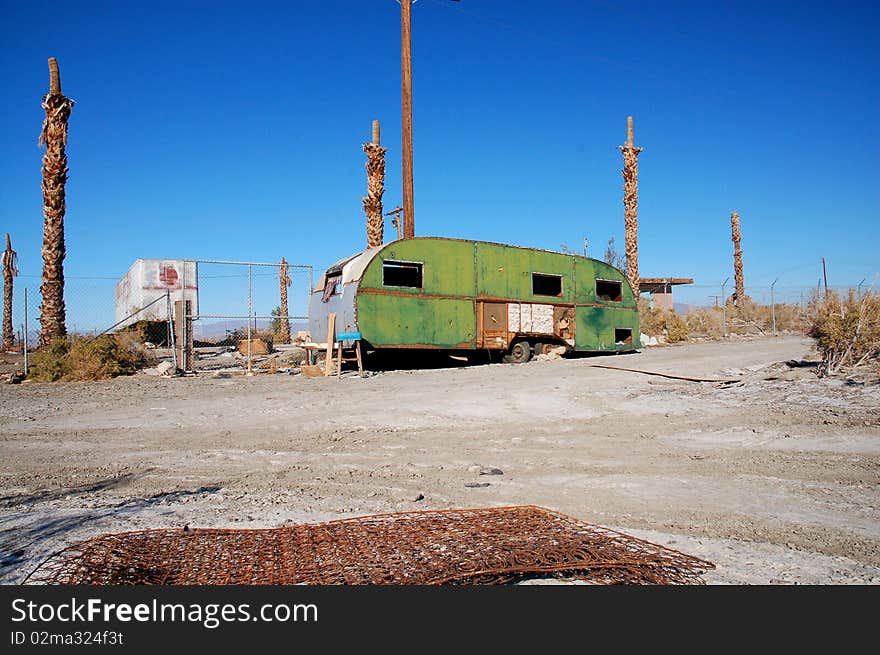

{"left": 24, "top": 506, "right": 713, "bottom": 585}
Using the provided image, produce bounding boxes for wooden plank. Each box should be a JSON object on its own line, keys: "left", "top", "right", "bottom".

{"left": 355, "top": 341, "right": 364, "bottom": 377}
{"left": 324, "top": 313, "right": 336, "bottom": 377}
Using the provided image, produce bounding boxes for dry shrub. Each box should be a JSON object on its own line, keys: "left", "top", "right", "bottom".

{"left": 29, "top": 333, "right": 155, "bottom": 382}
{"left": 637, "top": 299, "right": 689, "bottom": 343}
{"left": 685, "top": 307, "right": 724, "bottom": 339}
{"left": 728, "top": 299, "right": 806, "bottom": 335}
{"left": 807, "top": 289, "right": 880, "bottom": 376}
{"left": 681, "top": 301, "right": 805, "bottom": 339}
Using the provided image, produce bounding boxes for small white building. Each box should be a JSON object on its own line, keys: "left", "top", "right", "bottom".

{"left": 115, "top": 259, "right": 198, "bottom": 327}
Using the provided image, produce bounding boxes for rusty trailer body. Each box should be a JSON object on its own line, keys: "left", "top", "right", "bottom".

{"left": 309, "top": 237, "right": 640, "bottom": 360}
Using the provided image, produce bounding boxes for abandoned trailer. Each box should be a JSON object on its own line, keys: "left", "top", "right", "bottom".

{"left": 309, "top": 237, "right": 639, "bottom": 362}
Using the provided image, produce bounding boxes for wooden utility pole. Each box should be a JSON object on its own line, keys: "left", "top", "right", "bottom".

{"left": 386, "top": 207, "right": 404, "bottom": 241}
{"left": 363, "top": 120, "right": 387, "bottom": 248}
{"left": 731, "top": 211, "right": 748, "bottom": 304}
{"left": 619, "top": 116, "right": 642, "bottom": 297}
{"left": 401, "top": 0, "right": 415, "bottom": 238}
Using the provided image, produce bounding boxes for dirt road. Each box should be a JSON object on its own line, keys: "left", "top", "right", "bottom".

{"left": 1, "top": 336, "right": 878, "bottom": 584}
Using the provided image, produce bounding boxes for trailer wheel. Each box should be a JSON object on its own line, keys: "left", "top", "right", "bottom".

{"left": 533, "top": 341, "right": 551, "bottom": 356}
{"left": 503, "top": 340, "right": 532, "bottom": 364}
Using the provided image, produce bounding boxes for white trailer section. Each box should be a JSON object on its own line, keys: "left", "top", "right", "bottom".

{"left": 115, "top": 259, "right": 198, "bottom": 327}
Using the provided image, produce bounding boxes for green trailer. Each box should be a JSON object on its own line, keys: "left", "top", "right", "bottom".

{"left": 308, "top": 237, "right": 640, "bottom": 362}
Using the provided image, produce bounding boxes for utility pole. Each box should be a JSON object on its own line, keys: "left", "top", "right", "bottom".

{"left": 386, "top": 207, "right": 404, "bottom": 241}
{"left": 401, "top": 0, "right": 415, "bottom": 239}
{"left": 721, "top": 277, "right": 729, "bottom": 337}
{"left": 770, "top": 278, "right": 778, "bottom": 337}
{"left": 583, "top": 236, "right": 588, "bottom": 258}
{"left": 399, "top": 0, "right": 459, "bottom": 239}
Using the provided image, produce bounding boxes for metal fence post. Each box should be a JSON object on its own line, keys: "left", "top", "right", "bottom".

{"left": 721, "top": 277, "right": 729, "bottom": 338}
{"left": 247, "top": 264, "right": 253, "bottom": 376}
{"left": 23, "top": 287, "right": 28, "bottom": 376}
{"left": 167, "top": 289, "right": 177, "bottom": 369}
{"left": 182, "top": 260, "right": 188, "bottom": 368}
{"left": 771, "top": 278, "right": 778, "bottom": 337}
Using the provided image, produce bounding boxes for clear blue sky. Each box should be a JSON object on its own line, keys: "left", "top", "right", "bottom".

{"left": 1, "top": 0, "right": 878, "bottom": 327}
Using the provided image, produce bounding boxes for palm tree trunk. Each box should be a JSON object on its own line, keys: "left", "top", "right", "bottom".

{"left": 38, "top": 57, "right": 74, "bottom": 346}
{"left": 279, "top": 257, "right": 291, "bottom": 343}
{"left": 2, "top": 233, "right": 17, "bottom": 351}
{"left": 362, "top": 120, "right": 386, "bottom": 248}
{"left": 619, "top": 116, "right": 642, "bottom": 298}
{"left": 731, "top": 211, "right": 748, "bottom": 305}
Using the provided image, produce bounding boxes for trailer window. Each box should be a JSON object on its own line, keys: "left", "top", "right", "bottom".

{"left": 532, "top": 273, "right": 563, "bottom": 297}
{"left": 383, "top": 261, "right": 423, "bottom": 288}
{"left": 321, "top": 273, "right": 341, "bottom": 303}
{"left": 596, "top": 279, "right": 623, "bottom": 302}
{"left": 614, "top": 328, "right": 633, "bottom": 346}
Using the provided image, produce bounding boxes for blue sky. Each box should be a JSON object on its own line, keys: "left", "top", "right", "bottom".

{"left": 1, "top": 0, "right": 878, "bottom": 328}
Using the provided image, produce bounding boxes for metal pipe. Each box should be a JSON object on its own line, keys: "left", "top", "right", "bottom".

{"left": 190, "top": 314, "right": 308, "bottom": 320}
{"left": 187, "top": 259, "right": 312, "bottom": 268}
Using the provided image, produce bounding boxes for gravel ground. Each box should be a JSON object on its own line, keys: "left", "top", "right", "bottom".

{"left": 1, "top": 335, "right": 878, "bottom": 584}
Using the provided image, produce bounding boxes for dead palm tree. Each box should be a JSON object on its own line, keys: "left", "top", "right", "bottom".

{"left": 278, "top": 257, "right": 291, "bottom": 343}
{"left": 2, "top": 233, "right": 18, "bottom": 351}
{"left": 38, "top": 57, "right": 74, "bottom": 346}
{"left": 619, "top": 116, "right": 642, "bottom": 297}
{"left": 362, "top": 120, "right": 387, "bottom": 248}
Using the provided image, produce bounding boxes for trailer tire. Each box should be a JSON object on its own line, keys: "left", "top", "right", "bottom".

{"left": 503, "top": 340, "right": 532, "bottom": 364}
{"left": 533, "top": 341, "right": 550, "bottom": 356}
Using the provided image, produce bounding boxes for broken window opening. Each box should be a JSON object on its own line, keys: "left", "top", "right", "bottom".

{"left": 532, "top": 273, "right": 563, "bottom": 297}
{"left": 321, "top": 274, "right": 341, "bottom": 303}
{"left": 596, "top": 279, "right": 623, "bottom": 302}
{"left": 614, "top": 328, "right": 633, "bottom": 346}
{"left": 383, "top": 261, "right": 423, "bottom": 288}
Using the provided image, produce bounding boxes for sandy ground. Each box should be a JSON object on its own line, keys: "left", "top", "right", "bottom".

{"left": 1, "top": 335, "right": 878, "bottom": 585}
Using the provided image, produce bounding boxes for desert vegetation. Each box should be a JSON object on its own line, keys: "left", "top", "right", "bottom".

{"left": 807, "top": 289, "right": 879, "bottom": 376}
{"left": 28, "top": 333, "right": 154, "bottom": 382}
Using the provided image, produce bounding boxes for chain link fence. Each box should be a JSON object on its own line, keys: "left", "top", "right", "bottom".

{"left": 8, "top": 260, "right": 313, "bottom": 372}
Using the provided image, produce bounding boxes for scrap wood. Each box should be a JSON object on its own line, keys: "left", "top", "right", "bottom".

{"left": 588, "top": 363, "right": 740, "bottom": 384}
{"left": 24, "top": 506, "right": 714, "bottom": 586}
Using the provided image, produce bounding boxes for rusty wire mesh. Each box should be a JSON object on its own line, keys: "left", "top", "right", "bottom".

{"left": 24, "top": 506, "right": 713, "bottom": 585}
